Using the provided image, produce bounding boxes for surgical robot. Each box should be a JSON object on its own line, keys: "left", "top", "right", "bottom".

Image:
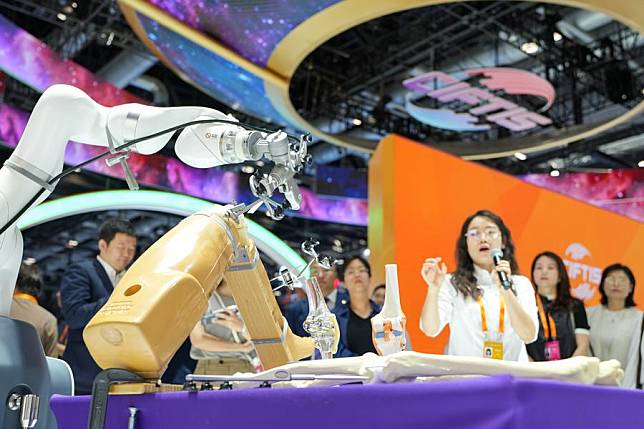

{"left": 0, "top": 84, "right": 338, "bottom": 429}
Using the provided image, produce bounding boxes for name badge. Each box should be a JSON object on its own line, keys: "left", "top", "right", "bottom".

{"left": 483, "top": 332, "right": 503, "bottom": 360}
{"left": 544, "top": 340, "right": 561, "bottom": 361}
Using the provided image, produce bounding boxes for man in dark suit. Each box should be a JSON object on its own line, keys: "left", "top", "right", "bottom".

{"left": 60, "top": 218, "right": 137, "bottom": 394}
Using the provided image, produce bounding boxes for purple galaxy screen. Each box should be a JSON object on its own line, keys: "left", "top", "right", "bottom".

{"left": 0, "top": 15, "right": 146, "bottom": 106}
{"left": 522, "top": 170, "right": 643, "bottom": 223}
{"left": 138, "top": 13, "right": 289, "bottom": 125}
{"left": 148, "top": 0, "right": 340, "bottom": 66}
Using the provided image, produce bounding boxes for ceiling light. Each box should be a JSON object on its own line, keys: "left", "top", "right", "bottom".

{"left": 106, "top": 32, "right": 114, "bottom": 46}
{"left": 241, "top": 165, "right": 255, "bottom": 174}
{"left": 520, "top": 42, "right": 539, "bottom": 54}
{"left": 550, "top": 169, "right": 560, "bottom": 177}
{"left": 66, "top": 239, "right": 79, "bottom": 248}
{"left": 24, "top": 257, "right": 36, "bottom": 265}
{"left": 352, "top": 118, "right": 362, "bottom": 126}
{"left": 362, "top": 248, "right": 371, "bottom": 257}
{"left": 57, "top": 13, "right": 67, "bottom": 21}
{"left": 71, "top": 2, "right": 78, "bottom": 8}
{"left": 553, "top": 32, "right": 562, "bottom": 42}
{"left": 638, "top": 160, "right": 644, "bottom": 167}
{"left": 514, "top": 152, "right": 527, "bottom": 161}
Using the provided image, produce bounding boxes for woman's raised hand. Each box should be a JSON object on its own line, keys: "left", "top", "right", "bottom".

{"left": 421, "top": 257, "right": 447, "bottom": 290}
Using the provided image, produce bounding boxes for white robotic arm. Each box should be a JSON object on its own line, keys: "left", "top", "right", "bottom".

{"left": 0, "top": 84, "right": 309, "bottom": 316}
{"left": 175, "top": 117, "right": 310, "bottom": 216}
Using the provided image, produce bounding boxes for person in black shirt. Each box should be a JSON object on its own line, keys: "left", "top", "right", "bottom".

{"left": 335, "top": 256, "right": 381, "bottom": 356}
{"left": 527, "top": 251, "right": 590, "bottom": 361}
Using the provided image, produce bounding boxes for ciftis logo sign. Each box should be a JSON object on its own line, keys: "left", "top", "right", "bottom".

{"left": 403, "top": 68, "right": 555, "bottom": 132}
{"left": 563, "top": 243, "right": 602, "bottom": 303}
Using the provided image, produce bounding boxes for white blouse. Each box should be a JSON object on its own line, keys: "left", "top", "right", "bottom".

{"left": 587, "top": 305, "right": 642, "bottom": 369}
{"left": 437, "top": 265, "right": 539, "bottom": 362}
{"left": 623, "top": 321, "right": 644, "bottom": 388}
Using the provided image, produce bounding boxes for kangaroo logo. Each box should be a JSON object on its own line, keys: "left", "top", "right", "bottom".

{"left": 565, "top": 243, "right": 591, "bottom": 261}
{"left": 563, "top": 243, "right": 602, "bottom": 302}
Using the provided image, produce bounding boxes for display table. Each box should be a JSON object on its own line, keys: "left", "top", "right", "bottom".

{"left": 51, "top": 375, "right": 644, "bottom": 429}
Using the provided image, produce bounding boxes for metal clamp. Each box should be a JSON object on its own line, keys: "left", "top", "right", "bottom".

{"left": 251, "top": 316, "right": 288, "bottom": 346}
{"left": 277, "top": 267, "right": 296, "bottom": 290}
{"left": 227, "top": 245, "right": 259, "bottom": 272}
{"left": 105, "top": 112, "right": 140, "bottom": 191}
{"left": 6, "top": 392, "right": 39, "bottom": 429}
{"left": 20, "top": 394, "right": 39, "bottom": 429}
{"left": 4, "top": 156, "right": 56, "bottom": 192}
{"left": 87, "top": 368, "right": 145, "bottom": 429}
{"left": 271, "top": 239, "right": 338, "bottom": 292}
{"left": 185, "top": 367, "right": 369, "bottom": 388}
{"left": 301, "top": 239, "right": 338, "bottom": 269}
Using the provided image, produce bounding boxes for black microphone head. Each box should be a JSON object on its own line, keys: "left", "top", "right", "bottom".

{"left": 490, "top": 249, "right": 503, "bottom": 261}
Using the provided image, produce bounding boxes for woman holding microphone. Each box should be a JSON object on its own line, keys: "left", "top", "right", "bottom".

{"left": 419, "top": 210, "right": 538, "bottom": 361}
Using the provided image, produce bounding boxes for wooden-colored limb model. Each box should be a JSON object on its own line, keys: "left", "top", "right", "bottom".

{"left": 84, "top": 205, "right": 315, "bottom": 381}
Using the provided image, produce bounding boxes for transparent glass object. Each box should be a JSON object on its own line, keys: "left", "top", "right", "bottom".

{"left": 302, "top": 277, "right": 337, "bottom": 359}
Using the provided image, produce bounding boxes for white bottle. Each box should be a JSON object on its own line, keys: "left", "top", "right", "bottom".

{"left": 371, "top": 264, "right": 407, "bottom": 356}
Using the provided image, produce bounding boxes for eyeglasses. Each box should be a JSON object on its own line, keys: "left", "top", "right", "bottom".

{"left": 345, "top": 268, "right": 369, "bottom": 276}
{"left": 605, "top": 275, "right": 630, "bottom": 285}
{"left": 113, "top": 244, "right": 136, "bottom": 254}
{"left": 465, "top": 228, "right": 501, "bottom": 241}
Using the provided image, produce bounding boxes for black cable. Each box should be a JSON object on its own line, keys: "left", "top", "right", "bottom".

{"left": 0, "top": 191, "right": 45, "bottom": 236}
{"left": 0, "top": 118, "right": 307, "bottom": 236}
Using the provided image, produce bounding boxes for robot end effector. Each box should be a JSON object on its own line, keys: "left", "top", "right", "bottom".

{"left": 174, "top": 117, "right": 312, "bottom": 218}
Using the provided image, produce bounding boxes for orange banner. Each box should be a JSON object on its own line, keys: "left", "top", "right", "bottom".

{"left": 368, "top": 135, "right": 643, "bottom": 354}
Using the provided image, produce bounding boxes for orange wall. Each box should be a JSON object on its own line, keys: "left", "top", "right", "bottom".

{"left": 368, "top": 134, "right": 644, "bottom": 354}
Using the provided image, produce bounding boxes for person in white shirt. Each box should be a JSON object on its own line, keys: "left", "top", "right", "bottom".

{"left": 623, "top": 315, "right": 644, "bottom": 389}
{"left": 587, "top": 264, "right": 641, "bottom": 373}
{"left": 419, "top": 210, "right": 538, "bottom": 362}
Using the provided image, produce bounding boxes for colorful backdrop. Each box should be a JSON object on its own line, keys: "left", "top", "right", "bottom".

{"left": 369, "top": 134, "right": 644, "bottom": 354}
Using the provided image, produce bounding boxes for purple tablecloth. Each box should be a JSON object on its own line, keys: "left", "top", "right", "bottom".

{"left": 51, "top": 375, "right": 644, "bottom": 429}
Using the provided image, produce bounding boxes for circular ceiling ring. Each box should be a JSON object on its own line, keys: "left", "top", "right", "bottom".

{"left": 266, "top": 0, "right": 644, "bottom": 159}
{"left": 17, "top": 189, "right": 307, "bottom": 274}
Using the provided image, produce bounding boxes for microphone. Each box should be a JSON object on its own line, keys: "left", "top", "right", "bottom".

{"left": 490, "top": 249, "right": 512, "bottom": 290}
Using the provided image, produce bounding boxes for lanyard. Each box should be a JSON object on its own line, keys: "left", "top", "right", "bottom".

{"left": 14, "top": 292, "right": 38, "bottom": 305}
{"left": 478, "top": 294, "right": 505, "bottom": 334}
{"left": 536, "top": 294, "right": 557, "bottom": 340}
